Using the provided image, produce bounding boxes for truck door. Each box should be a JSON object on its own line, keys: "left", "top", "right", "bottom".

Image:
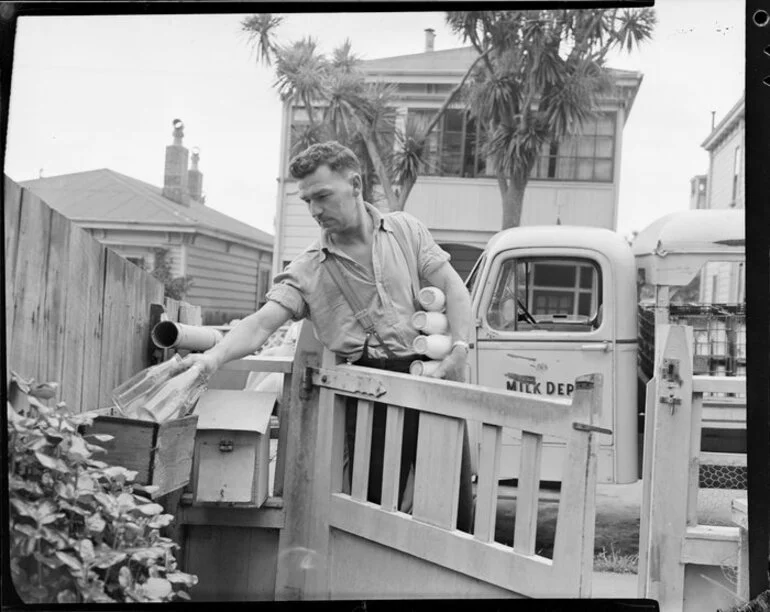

{"left": 474, "top": 249, "right": 618, "bottom": 484}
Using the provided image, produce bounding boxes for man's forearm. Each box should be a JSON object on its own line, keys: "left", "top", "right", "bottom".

{"left": 443, "top": 281, "right": 472, "bottom": 345}
{"left": 205, "top": 304, "right": 290, "bottom": 369}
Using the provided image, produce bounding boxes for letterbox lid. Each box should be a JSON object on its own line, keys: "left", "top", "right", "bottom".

{"left": 193, "top": 390, "right": 277, "bottom": 434}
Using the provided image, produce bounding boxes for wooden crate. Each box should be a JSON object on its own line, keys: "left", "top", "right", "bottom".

{"left": 85, "top": 410, "right": 198, "bottom": 498}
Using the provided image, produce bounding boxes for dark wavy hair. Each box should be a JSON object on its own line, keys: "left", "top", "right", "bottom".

{"left": 288, "top": 141, "right": 361, "bottom": 179}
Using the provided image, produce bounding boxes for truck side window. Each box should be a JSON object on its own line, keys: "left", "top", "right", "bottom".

{"left": 486, "top": 257, "right": 603, "bottom": 332}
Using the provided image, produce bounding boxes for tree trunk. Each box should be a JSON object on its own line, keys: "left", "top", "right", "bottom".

{"left": 500, "top": 172, "right": 528, "bottom": 229}
{"left": 361, "top": 132, "right": 397, "bottom": 212}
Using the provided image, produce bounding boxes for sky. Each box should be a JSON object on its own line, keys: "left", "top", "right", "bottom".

{"left": 4, "top": 2, "right": 744, "bottom": 239}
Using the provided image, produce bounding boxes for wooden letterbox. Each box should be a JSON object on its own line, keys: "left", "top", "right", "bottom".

{"left": 191, "top": 390, "right": 277, "bottom": 507}
{"left": 84, "top": 409, "right": 198, "bottom": 499}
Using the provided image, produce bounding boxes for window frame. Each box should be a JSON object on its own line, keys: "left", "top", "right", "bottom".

{"left": 481, "top": 253, "right": 605, "bottom": 335}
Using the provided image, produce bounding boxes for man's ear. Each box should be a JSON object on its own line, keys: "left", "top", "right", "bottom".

{"left": 350, "top": 173, "right": 362, "bottom": 195}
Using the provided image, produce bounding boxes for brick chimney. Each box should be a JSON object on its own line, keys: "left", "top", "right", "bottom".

{"left": 424, "top": 28, "right": 435, "bottom": 52}
{"left": 163, "top": 118, "right": 189, "bottom": 205}
{"left": 187, "top": 146, "right": 204, "bottom": 204}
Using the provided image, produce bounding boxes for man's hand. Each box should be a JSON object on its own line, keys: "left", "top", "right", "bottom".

{"left": 180, "top": 352, "right": 221, "bottom": 382}
{"left": 429, "top": 346, "right": 467, "bottom": 383}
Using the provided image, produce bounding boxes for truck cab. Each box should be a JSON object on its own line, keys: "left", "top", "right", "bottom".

{"left": 465, "top": 226, "right": 639, "bottom": 485}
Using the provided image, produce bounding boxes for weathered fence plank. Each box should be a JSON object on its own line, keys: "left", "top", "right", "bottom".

{"left": 41, "top": 208, "right": 71, "bottom": 389}
{"left": 10, "top": 191, "right": 51, "bottom": 382}
{"left": 5, "top": 177, "right": 165, "bottom": 413}
{"left": 4, "top": 178, "right": 22, "bottom": 352}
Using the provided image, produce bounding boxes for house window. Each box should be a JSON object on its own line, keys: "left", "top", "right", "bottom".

{"left": 711, "top": 275, "right": 719, "bottom": 304}
{"left": 531, "top": 114, "right": 616, "bottom": 182}
{"left": 258, "top": 268, "right": 272, "bottom": 308}
{"left": 405, "top": 108, "right": 489, "bottom": 178}
{"left": 736, "top": 263, "right": 745, "bottom": 303}
{"left": 731, "top": 145, "right": 741, "bottom": 206}
{"left": 405, "top": 109, "right": 615, "bottom": 182}
{"left": 486, "top": 256, "right": 602, "bottom": 332}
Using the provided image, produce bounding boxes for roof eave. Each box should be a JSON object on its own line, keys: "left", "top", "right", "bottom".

{"left": 701, "top": 95, "right": 745, "bottom": 150}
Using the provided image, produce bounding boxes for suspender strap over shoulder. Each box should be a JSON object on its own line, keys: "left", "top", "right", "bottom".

{"left": 323, "top": 255, "right": 398, "bottom": 360}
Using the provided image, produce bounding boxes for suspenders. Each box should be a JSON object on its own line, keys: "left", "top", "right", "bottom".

{"left": 323, "top": 215, "right": 421, "bottom": 360}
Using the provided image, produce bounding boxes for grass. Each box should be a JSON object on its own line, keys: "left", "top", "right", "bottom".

{"left": 593, "top": 543, "right": 639, "bottom": 574}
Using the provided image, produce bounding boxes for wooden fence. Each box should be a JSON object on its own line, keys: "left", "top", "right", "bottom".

{"left": 638, "top": 324, "right": 747, "bottom": 612}
{"left": 4, "top": 176, "right": 164, "bottom": 412}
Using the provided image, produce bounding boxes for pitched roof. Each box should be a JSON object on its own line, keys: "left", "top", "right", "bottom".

{"left": 20, "top": 168, "right": 273, "bottom": 248}
{"left": 362, "top": 45, "right": 643, "bottom": 81}
{"left": 363, "top": 47, "right": 478, "bottom": 74}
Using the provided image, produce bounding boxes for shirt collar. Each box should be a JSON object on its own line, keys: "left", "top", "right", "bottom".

{"left": 319, "top": 202, "right": 393, "bottom": 261}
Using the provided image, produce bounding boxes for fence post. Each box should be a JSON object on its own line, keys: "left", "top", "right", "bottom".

{"left": 274, "top": 321, "right": 326, "bottom": 601}
{"left": 638, "top": 324, "right": 694, "bottom": 612}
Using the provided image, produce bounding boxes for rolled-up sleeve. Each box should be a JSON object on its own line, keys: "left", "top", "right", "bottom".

{"left": 402, "top": 212, "right": 450, "bottom": 278}
{"left": 266, "top": 261, "right": 310, "bottom": 321}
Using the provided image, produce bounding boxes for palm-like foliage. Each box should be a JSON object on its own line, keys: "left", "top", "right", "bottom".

{"left": 446, "top": 8, "right": 656, "bottom": 228}
{"left": 240, "top": 14, "right": 284, "bottom": 67}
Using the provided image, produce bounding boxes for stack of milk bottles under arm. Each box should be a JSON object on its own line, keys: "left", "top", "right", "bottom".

{"left": 410, "top": 287, "right": 452, "bottom": 377}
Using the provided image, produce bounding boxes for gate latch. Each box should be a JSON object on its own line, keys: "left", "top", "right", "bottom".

{"left": 218, "top": 440, "right": 234, "bottom": 453}
{"left": 659, "top": 393, "right": 682, "bottom": 415}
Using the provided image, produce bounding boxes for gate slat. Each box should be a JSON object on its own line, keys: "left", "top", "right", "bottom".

{"left": 413, "top": 413, "right": 464, "bottom": 529}
{"left": 381, "top": 404, "right": 405, "bottom": 512}
{"left": 42, "top": 209, "right": 71, "bottom": 392}
{"left": 473, "top": 423, "right": 502, "bottom": 542}
{"left": 351, "top": 399, "right": 374, "bottom": 501}
{"left": 687, "top": 392, "right": 704, "bottom": 526}
{"left": 514, "top": 431, "right": 543, "bottom": 554}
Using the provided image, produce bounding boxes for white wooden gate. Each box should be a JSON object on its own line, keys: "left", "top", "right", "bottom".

{"left": 274, "top": 322, "right": 606, "bottom": 600}
{"left": 638, "top": 324, "right": 747, "bottom": 612}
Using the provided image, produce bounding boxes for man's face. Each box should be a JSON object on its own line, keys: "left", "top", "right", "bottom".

{"left": 298, "top": 165, "right": 360, "bottom": 233}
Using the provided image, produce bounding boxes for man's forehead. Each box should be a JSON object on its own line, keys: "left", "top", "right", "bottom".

{"left": 298, "top": 166, "right": 354, "bottom": 195}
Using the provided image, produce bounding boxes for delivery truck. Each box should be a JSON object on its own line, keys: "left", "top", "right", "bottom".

{"left": 463, "top": 208, "right": 745, "bottom": 485}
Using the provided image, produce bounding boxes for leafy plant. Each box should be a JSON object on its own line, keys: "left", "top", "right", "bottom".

{"left": 7, "top": 372, "right": 198, "bottom": 604}
{"left": 151, "top": 248, "right": 194, "bottom": 301}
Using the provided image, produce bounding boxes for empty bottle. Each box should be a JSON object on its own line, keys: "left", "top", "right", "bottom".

{"left": 111, "top": 355, "right": 186, "bottom": 419}
{"left": 409, "top": 360, "right": 443, "bottom": 377}
{"left": 418, "top": 287, "right": 446, "bottom": 312}
{"left": 141, "top": 364, "right": 208, "bottom": 423}
{"left": 412, "top": 334, "right": 452, "bottom": 360}
{"left": 412, "top": 311, "right": 449, "bottom": 335}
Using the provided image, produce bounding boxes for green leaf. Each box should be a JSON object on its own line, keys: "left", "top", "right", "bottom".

{"left": 77, "top": 472, "right": 96, "bottom": 493}
{"left": 55, "top": 551, "right": 83, "bottom": 571}
{"left": 175, "top": 590, "right": 191, "bottom": 601}
{"left": 85, "top": 433, "right": 114, "bottom": 443}
{"left": 40, "top": 511, "right": 65, "bottom": 525}
{"left": 118, "top": 565, "right": 133, "bottom": 589}
{"left": 66, "top": 436, "right": 91, "bottom": 462}
{"left": 143, "top": 577, "right": 172, "bottom": 600}
{"left": 148, "top": 514, "right": 174, "bottom": 530}
{"left": 12, "top": 522, "right": 37, "bottom": 537}
{"left": 134, "top": 502, "right": 164, "bottom": 517}
{"left": 78, "top": 539, "right": 95, "bottom": 564}
{"left": 166, "top": 571, "right": 198, "bottom": 587}
{"left": 34, "top": 451, "right": 67, "bottom": 472}
{"left": 57, "top": 590, "right": 78, "bottom": 604}
{"left": 86, "top": 512, "right": 106, "bottom": 534}
{"left": 117, "top": 492, "right": 137, "bottom": 513}
{"left": 10, "top": 498, "right": 36, "bottom": 518}
{"left": 29, "top": 381, "right": 59, "bottom": 400}
{"left": 93, "top": 550, "right": 127, "bottom": 570}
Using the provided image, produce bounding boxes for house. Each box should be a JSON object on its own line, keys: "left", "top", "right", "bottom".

{"left": 273, "top": 30, "right": 643, "bottom": 281}
{"left": 21, "top": 119, "right": 274, "bottom": 324}
{"left": 694, "top": 94, "right": 745, "bottom": 304}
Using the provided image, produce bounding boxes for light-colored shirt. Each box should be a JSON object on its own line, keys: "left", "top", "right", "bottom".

{"left": 266, "top": 203, "right": 450, "bottom": 362}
